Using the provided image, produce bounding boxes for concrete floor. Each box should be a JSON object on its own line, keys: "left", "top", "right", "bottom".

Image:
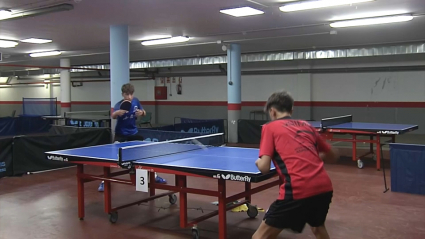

{"left": 1, "top": 153, "right": 425, "bottom": 239}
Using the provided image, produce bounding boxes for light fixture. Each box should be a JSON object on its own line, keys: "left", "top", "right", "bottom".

{"left": 140, "top": 35, "right": 172, "bottom": 41}
{"left": 21, "top": 38, "right": 52, "bottom": 44}
{"left": 0, "top": 39, "right": 18, "bottom": 48}
{"left": 280, "top": 0, "right": 374, "bottom": 12}
{"left": 220, "top": 6, "right": 264, "bottom": 17}
{"left": 330, "top": 15, "right": 414, "bottom": 28}
{"left": 0, "top": 77, "right": 8, "bottom": 84}
{"left": 141, "top": 36, "right": 190, "bottom": 46}
{"left": 0, "top": 9, "right": 12, "bottom": 19}
{"left": 30, "top": 50, "right": 62, "bottom": 57}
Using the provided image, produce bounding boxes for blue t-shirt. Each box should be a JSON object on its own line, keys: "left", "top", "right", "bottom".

{"left": 114, "top": 97, "right": 143, "bottom": 136}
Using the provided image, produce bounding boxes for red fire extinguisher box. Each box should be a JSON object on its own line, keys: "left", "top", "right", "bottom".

{"left": 154, "top": 86, "right": 167, "bottom": 100}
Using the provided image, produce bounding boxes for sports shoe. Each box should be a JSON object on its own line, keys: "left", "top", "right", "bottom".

{"left": 98, "top": 181, "right": 104, "bottom": 192}
{"left": 155, "top": 176, "right": 167, "bottom": 184}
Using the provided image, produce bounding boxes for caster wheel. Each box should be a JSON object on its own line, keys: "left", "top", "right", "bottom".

{"left": 169, "top": 194, "right": 178, "bottom": 205}
{"left": 79, "top": 217, "right": 84, "bottom": 221}
{"left": 109, "top": 212, "right": 118, "bottom": 224}
{"left": 357, "top": 159, "right": 364, "bottom": 169}
{"left": 192, "top": 228, "right": 199, "bottom": 239}
{"left": 247, "top": 204, "right": 259, "bottom": 218}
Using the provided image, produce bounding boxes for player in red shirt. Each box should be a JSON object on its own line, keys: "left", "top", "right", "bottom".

{"left": 252, "top": 90, "right": 338, "bottom": 239}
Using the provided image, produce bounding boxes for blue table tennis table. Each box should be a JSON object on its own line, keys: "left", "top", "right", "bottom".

{"left": 306, "top": 115, "right": 418, "bottom": 170}
{"left": 45, "top": 133, "right": 279, "bottom": 239}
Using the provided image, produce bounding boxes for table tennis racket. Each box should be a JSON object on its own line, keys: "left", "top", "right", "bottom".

{"left": 120, "top": 100, "right": 132, "bottom": 111}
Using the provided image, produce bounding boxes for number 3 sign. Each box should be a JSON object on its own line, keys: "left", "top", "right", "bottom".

{"left": 136, "top": 169, "right": 149, "bottom": 192}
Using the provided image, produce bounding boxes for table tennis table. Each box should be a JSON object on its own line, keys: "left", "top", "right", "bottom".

{"left": 45, "top": 133, "right": 279, "bottom": 239}
{"left": 306, "top": 115, "right": 418, "bottom": 170}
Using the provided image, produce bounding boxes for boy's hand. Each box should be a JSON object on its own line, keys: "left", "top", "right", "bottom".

{"left": 115, "top": 110, "right": 127, "bottom": 116}
{"left": 135, "top": 109, "right": 146, "bottom": 117}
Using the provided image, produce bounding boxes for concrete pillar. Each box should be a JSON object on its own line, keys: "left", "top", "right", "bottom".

{"left": 227, "top": 44, "right": 241, "bottom": 143}
{"left": 60, "top": 58, "right": 71, "bottom": 115}
{"left": 110, "top": 25, "right": 130, "bottom": 135}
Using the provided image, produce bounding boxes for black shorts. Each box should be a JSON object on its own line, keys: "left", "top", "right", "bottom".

{"left": 263, "top": 191, "right": 333, "bottom": 233}
{"left": 114, "top": 133, "right": 144, "bottom": 142}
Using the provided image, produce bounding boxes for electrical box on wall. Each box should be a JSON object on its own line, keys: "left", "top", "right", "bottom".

{"left": 154, "top": 86, "right": 167, "bottom": 100}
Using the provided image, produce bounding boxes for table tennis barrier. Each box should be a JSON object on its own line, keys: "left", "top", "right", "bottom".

{"left": 173, "top": 117, "right": 228, "bottom": 143}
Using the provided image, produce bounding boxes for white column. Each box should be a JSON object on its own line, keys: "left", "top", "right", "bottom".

{"left": 110, "top": 25, "right": 130, "bottom": 136}
{"left": 60, "top": 58, "right": 71, "bottom": 115}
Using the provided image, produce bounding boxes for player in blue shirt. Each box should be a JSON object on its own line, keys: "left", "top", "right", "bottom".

{"left": 98, "top": 83, "right": 166, "bottom": 192}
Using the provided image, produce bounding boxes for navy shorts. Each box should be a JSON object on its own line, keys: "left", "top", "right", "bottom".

{"left": 263, "top": 191, "right": 333, "bottom": 233}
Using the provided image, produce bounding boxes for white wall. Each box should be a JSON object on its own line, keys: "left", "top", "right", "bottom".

{"left": 312, "top": 71, "right": 425, "bottom": 102}
{"left": 0, "top": 85, "right": 52, "bottom": 101}
{"left": 155, "top": 76, "right": 227, "bottom": 102}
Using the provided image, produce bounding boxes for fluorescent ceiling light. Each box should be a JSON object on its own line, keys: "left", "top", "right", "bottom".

{"left": 220, "top": 6, "right": 264, "bottom": 17}
{"left": 330, "top": 15, "right": 414, "bottom": 28}
{"left": 30, "top": 50, "right": 62, "bottom": 57}
{"left": 280, "top": 0, "right": 374, "bottom": 12}
{"left": 0, "top": 77, "right": 8, "bottom": 83}
{"left": 329, "top": 10, "right": 409, "bottom": 21}
{"left": 21, "top": 38, "right": 52, "bottom": 44}
{"left": 140, "top": 35, "right": 172, "bottom": 41}
{"left": 0, "top": 10, "right": 12, "bottom": 19}
{"left": 0, "top": 39, "right": 18, "bottom": 48}
{"left": 141, "top": 36, "right": 190, "bottom": 46}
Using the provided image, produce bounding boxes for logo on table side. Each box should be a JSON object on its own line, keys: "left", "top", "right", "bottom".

{"left": 47, "top": 155, "right": 68, "bottom": 162}
{"left": 377, "top": 130, "right": 399, "bottom": 135}
{"left": 213, "top": 174, "right": 251, "bottom": 182}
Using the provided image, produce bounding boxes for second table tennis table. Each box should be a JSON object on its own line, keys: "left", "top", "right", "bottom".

{"left": 45, "top": 133, "right": 279, "bottom": 239}
{"left": 306, "top": 115, "right": 418, "bottom": 170}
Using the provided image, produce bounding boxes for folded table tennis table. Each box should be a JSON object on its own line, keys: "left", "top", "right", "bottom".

{"left": 306, "top": 115, "right": 418, "bottom": 170}
{"left": 45, "top": 133, "right": 278, "bottom": 239}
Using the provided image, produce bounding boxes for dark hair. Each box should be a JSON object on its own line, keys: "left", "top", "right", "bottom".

{"left": 264, "top": 90, "right": 294, "bottom": 113}
{"left": 121, "top": 83, "right": 135, "bottom": 94}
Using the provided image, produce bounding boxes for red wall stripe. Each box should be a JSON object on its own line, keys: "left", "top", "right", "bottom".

{"left": 228, "top": 104, "right": 242, "bottom": 110}
{"left": 61, "top": 102, "right": 71, "bottom": 108}
{"left": 0, "top": 100, "right": 424, "bottom": 108}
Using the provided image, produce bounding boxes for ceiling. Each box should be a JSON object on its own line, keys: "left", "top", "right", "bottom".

{"left": 0, "top": 0, "right": 424, "bottom": 67}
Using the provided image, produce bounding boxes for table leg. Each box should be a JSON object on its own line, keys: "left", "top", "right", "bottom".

{"left": 177, "top": 175, "right": 187, "bottom": 228}
{"left": 370, "top": 135, "right": 374, "bottom": 154}
{"left": 245, "top": 182, "right": 251, "bottom": 203}
{"left": 218, "top": 179, "right": 227, "bottom": 239}
{"left": 77, "top": 164, "right": 85, "bottom": 220}
{"left": 352, "top": 134, "right": 357, "bottom": 161}
{"left": 149, "top": 172, "right": 156, "bottom": 197}
{"left": 103, "top": 167, "right": 112, "bottom": 213}
{"left": 376, "top": 135, "right": 381, "bottom": 171}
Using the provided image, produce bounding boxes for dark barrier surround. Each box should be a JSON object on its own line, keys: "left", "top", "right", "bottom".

{"left": 237, "top": 119, "right": 268, "bottom": 144}
{"left": 0, "top": 137, "right": 13, "bottom": 178}
{"left": 0, "top": 116, "right": 53, "bottom": 137}
{"left": 390, "top": 143, "right": 425, "bottom": 196}
{"left": 12, "top": 127, "right": 112, "bottom": 176}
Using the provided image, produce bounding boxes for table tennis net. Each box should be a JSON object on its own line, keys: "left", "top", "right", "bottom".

{"left": 321, "top": 115, "right": 352, "bottom": 128}
{"left": 118, "top": 133, "right": 224, "bottom": 163}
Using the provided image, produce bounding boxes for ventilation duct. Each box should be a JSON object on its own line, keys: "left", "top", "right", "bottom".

{"left": 70, "top": 42, "right": 425, "bottom": 72}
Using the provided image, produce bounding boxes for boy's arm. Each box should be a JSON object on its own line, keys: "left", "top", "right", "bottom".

{"left": 255, "top": 125, "right": 274, "bottom": 174}
{"left": 315, "top": 129, "right": 339, "bottom": 163}
{"left": 111, "top": 102, "right": 124, "bottom": 119}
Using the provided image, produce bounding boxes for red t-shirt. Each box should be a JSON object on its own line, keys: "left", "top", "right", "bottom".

{"left": 259, "top": 116, "right": 333, "bottom": 201}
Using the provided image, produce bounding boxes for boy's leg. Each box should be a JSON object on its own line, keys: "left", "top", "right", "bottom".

{"left": 127, "top": 133, "right": 167, "bottom": 184}
{"left": 98, "top": 134, "right": 128, "bottom": 192}
{"left": 310, "top": 226, "right": 330, "bottom": 239}
{"left": 252, "top": 221, "right": 282, "bottom": 239}
{"left": 253, "top": 199, "right": 307, "bottom": 239}
{"left": 306, "top": 191, "right": 333, "bottom": 239}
